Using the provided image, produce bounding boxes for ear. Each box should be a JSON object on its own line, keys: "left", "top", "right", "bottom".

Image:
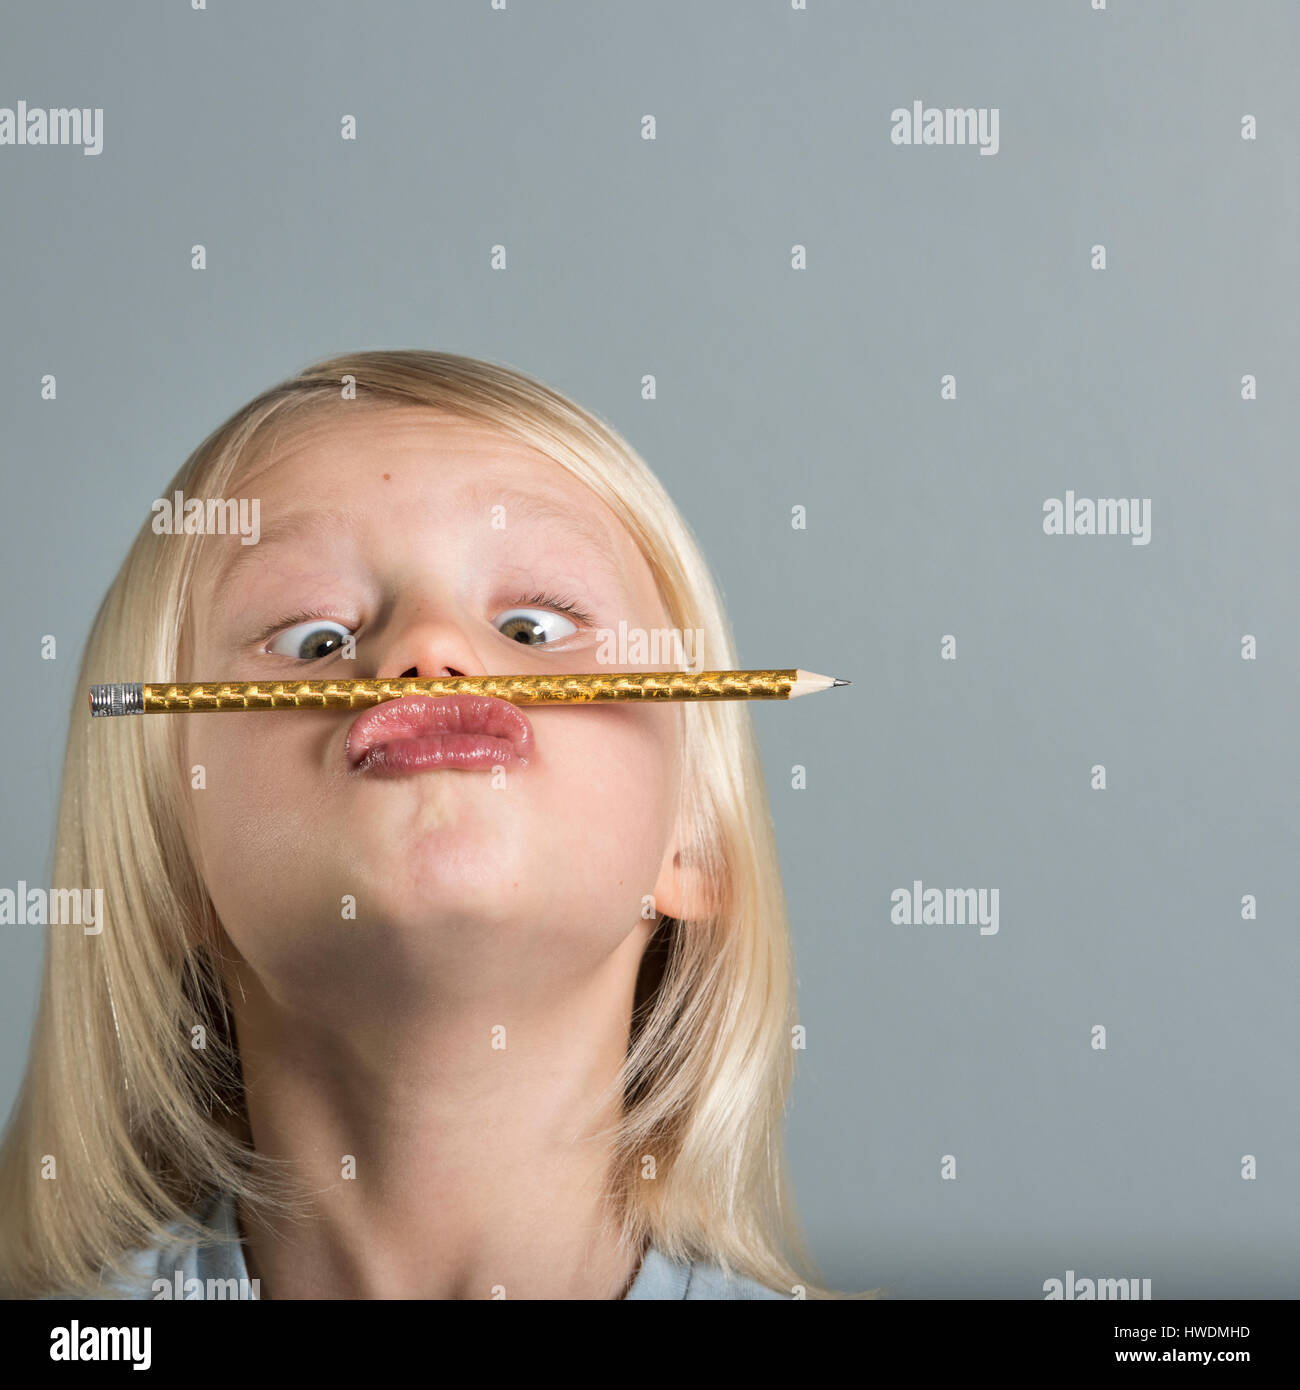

{"left": 650, "top": 820, "right": 714, "bottom": 924}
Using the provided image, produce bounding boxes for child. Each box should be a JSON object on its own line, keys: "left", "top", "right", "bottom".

{"left": 0, "top": 350, "right": 860, "bottom": 1300}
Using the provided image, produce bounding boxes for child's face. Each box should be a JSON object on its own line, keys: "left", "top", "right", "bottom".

{"left": 180, "top": 406, "right": 687, "bottom": 1010}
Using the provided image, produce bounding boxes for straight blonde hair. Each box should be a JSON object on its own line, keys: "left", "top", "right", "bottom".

{"left": 0, "top": 350, "right": 867, "bottom": 1300}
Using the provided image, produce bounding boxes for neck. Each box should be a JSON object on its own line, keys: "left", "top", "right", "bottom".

{"left": 224, "top": 949, "right": 646, "bottom": 1300}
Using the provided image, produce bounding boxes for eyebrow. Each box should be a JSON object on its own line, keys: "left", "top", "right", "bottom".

{"left": 209, "top": 503, "right": 357, "bottom": 593}
{"left": 461, "top": 483, "right": 626, "bottom": 579}
{"left": 208, "top": 484, "right": 628, "bottom": 595}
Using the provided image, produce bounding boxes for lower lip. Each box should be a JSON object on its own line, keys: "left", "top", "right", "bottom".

{"left": 352, "top": 733, "right": 524, "bottom": 777}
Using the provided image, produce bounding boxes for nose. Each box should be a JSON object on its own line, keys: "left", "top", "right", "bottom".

{"left": 398, "top": 664, "right": 462, "bottom": 679}
{"left": 372, "top": 604, "right": 480, "bottom": 684}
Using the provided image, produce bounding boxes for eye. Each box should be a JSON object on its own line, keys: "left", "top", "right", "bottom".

{"left": 267, "top": 618, "right": 356, "bottom": 661}
{"left": 494, "top": 592, "right": 586, "bottom": 644}
{"left": 494, "top": 607, "right": 578, "bottom": 646}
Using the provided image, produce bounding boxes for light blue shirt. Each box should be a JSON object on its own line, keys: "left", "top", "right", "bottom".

{"left": 55, "top": 1191, "right": 789, "bottom": 1301}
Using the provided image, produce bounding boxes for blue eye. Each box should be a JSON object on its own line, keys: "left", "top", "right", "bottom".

{"left": 494, "top": 607, "right": 579, "bottom": 646}
{"left": 267, "top": 618, "right": 355, "bottom": 661}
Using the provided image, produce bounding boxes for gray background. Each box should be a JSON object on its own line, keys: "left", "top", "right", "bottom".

{"left": 2, "top": 1, "right": 1297, "bottom": 1298}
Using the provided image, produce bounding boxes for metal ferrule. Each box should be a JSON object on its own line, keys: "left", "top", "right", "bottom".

{"left": 89, "top": 682, "right": 145, "bottom": 717}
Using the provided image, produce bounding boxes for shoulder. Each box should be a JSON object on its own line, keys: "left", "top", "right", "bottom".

{"left": 684, "top": 1259, "right": 792, "bottom": 1300}
{"left": 627, "top": 1247, "right": 792, "bottom": 1301}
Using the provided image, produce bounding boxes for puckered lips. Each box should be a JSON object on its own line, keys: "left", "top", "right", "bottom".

{"left": 345, "top": 694, "right": 534, "bottom": 776}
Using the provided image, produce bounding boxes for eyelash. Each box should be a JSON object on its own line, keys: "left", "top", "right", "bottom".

{"left": 254, "top": 591, "right": 598, "bottom": 651}
{"left": 514, "top": 590, "right": 598, "bottom": 628}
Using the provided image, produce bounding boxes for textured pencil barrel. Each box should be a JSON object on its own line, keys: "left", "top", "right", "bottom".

{"left": 91, "top": 671, "right": 798, "bottom": 714}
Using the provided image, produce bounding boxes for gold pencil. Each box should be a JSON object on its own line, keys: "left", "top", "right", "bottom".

{"left": 88, "top": 670, "right": 849, "bottom": 716}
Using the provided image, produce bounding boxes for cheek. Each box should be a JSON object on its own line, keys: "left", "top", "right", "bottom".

{"left": 181, "top": 715, "right": 339, "bottom": 923}
{"left": 526, "top": 704, "right": 680, "bottom": 893}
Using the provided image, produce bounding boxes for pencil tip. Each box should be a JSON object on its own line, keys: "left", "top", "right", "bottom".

{"left": 832, "top": 678, "right": 851, "bottom": 687}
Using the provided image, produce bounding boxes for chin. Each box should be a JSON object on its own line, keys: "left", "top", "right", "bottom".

{"left": 369, "top": 857, "right": 532, "bottom": 931}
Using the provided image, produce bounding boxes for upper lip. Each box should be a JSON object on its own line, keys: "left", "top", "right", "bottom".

{"left": 345, "top": 694, "right": 534, "bottom": 769}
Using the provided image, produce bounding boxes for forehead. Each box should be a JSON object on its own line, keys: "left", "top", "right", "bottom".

{"left": 192, "top": 403, "right": 661, "bottom": 607}
{"left": 234, "top": 404, "right": 595, "bottom": 502}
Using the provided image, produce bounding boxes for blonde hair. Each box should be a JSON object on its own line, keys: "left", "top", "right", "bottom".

{"left": 0, "top": 350, "right": 868, "bottom": 1300}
